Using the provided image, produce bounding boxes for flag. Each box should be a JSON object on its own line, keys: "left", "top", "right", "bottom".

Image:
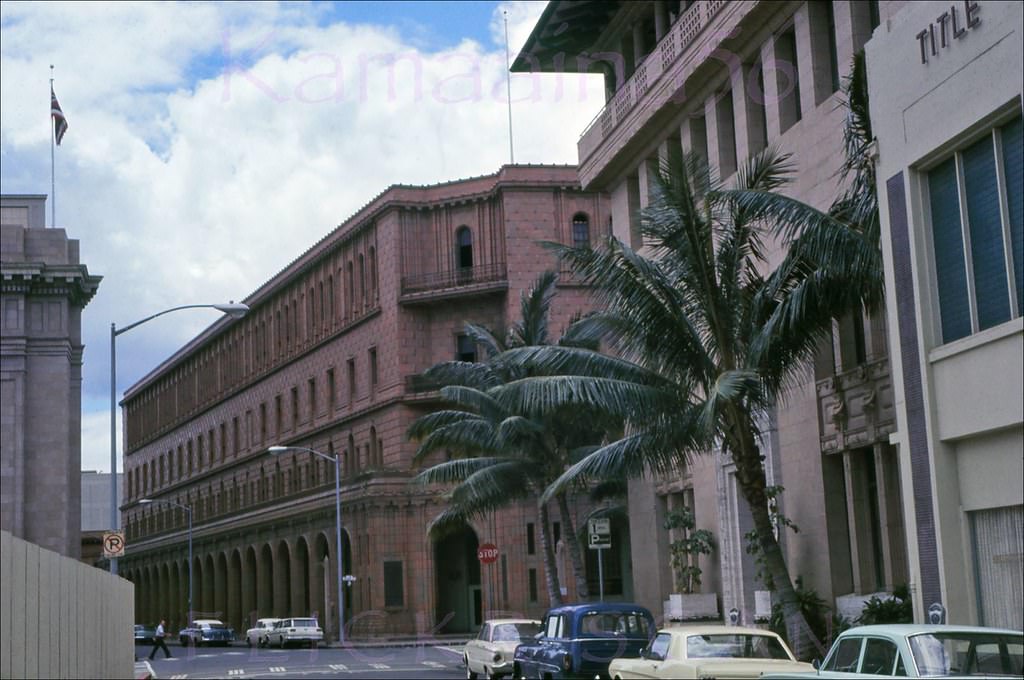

{"left": 51, "top": 87, "right": 68, "bottom": 145}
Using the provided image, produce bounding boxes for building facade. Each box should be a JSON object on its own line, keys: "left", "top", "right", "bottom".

{"left": 81, "top": 471, "right": 123, "bottom": 568}
{"left": 0, "top": 195, "right": 102, "bottom": 558}
{"left": 119, "top": 166, "right": 614, "bottom": 637}
{"left": 866, "top": 0, "right": 1022, "bottom": 628}
{"left": 515, "top": 0, "right": 913, "bottom": 630}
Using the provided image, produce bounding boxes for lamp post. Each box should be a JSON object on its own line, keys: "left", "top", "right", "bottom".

{"left": 110, "top": 302, "right": 248, "bottom": 575}
{"left": 268, "top": 445, "right": 345, "bottom": 645}
{"left": 139, "top": 498, "right": 192, "bottom": 626}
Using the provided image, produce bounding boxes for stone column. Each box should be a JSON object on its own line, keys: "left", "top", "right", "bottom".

{"left": 241, "top": 552, "right": 256, "bottom": 627}
{"left": 759, "top": 36, "right": 785, "bottom": 142}
{"left": 731, "top": 61, "right": 767, "bottom": 161}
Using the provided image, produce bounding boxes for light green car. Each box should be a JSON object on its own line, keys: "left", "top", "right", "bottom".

{"left": 762, "top": 624, "right": 1023, "bottom": 678}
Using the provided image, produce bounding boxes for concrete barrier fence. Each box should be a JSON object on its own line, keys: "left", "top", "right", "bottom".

{"left": 1, "top": 530, "right": 134, "bottom": 679}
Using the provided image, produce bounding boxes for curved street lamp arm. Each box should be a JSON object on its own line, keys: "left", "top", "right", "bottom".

{"left": 269, "top": 445, "right": 337, "bottom": 462}
{"left": 115, "top": 303, "right": 249, "bottom": 336}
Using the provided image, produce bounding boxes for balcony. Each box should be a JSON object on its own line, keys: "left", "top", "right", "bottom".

{"left": 816, "top": 358, "right": 896, "bottom": 454}
{"left": 577, "top": 0, "right": 756, "bottom": 187}
{"left": 399, "top": 262, "right": 508, "bottom": 304}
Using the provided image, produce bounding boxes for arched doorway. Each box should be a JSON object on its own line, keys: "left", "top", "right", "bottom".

{"left": 434, "top": 524, "right": 480, "bottom": 633}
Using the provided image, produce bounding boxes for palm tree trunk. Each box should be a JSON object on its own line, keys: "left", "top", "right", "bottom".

{"left": 729, "top": 412, "right": 823, "bottom": 661}
{"left": 555, "top": 492, "right": 590, "bottom": 601}
{"left": 537, "top": 499, "right": 564, "bottom": 606}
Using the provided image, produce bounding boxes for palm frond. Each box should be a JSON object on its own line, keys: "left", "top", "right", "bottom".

{"left": 412, "top": 456, "right": 512, "bottom": 485}
{"left": 463, "top": 322, "right": 506, "bottom": 360}
{"left": 423, "top": 361, "right": 503, "bottom": 391}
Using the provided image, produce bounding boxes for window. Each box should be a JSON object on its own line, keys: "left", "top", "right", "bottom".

{"left": 327, "top": 368, "right": 336, "bottom": 412}
{"left": 823, "top": 637, "right": 864, "bottom": 673}
{"left": 545, "top": 615, "right": 564, "bottom": 639}
{"left": 456, "top": 226, "right": 473, "bottom": 269}
{"left": 715, "top": 89, "right": 738, "bottom": 177}
{"left": 233, "top": 417, "right": 240, "bottom": 454}
{"left": 369, "top": 348, "right": 378, "bottom": 388}
{"left": 456, "top": 334, "right": 476, "bottom": 362}
{"left": 860, "top": 638, "right": 900, "bottom": 675}
{"left": 384, "top": 560, "right": 404, "bottom": 607}
{"left": 291, "top": 387, "right": 299, "bottom": 430}
{"left": 259, "top": 403, "right": 267, "bottom": 444}
{"left": 348, "top": 358, "right": 356, "bottom": 402}
{"left": 649, "top": 633, "right": 672, "bottom": 661}
{"left": 927, "top": 115, "right": 1023, "bottom": 344}
{"left": 308, "top": 378, "right": 317, "bottom": 420}
{"left": 775, "top": 27, "right": 802, "bottom": 132}
{"left": 527, "top": 523, "right": 536, "bottom": 555}
{"left": 572, "top": 213, "right": 591, "bottom": 248}
{"left": 275, "top": 395, "right": 282, "bottom": 436}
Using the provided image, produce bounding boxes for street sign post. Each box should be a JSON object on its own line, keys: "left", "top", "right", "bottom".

{"left": 588, "top": 519, "right": 611, "bottom": 600}
{"left": 477, "top": 543, "right": 499, "bottom": 564}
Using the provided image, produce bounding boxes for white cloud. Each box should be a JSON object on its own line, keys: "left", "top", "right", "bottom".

{"left": 1, "top": 1, "right": 605, "bottom": 474}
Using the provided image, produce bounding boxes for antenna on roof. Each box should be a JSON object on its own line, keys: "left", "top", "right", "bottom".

{"left": 503, "top": 10, "right": 515, "bottom": 165}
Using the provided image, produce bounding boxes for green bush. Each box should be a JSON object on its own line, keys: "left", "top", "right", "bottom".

{"left": 857, "top": 585, "right": 913, "bottom": 625}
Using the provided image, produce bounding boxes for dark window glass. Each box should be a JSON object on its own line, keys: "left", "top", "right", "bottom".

{"left": 572, "top": 214, "right": 591, "bottom": 248}
{"left": 962, "top": 133, "right": 1011, "bottom": 330}
{"left": 383, "top": 560, "right": 403, "bottom": 607}
{"left": 457, "top": 226, "right": 473, "bottom": 269}
{"left": 861, "top": 638, "right": 899, "bottom": 675}
{"left": 527, "top": 523, "right": 535, "bottom": 555}
{"left": 456, "top": 334, "right": 476, "bottom": 362}
{"left": 1000, "top": 116, "right": 1023, "bottom": 316}
{"left": 928, "top": 157, "right": 972, "bottom": 343}
{"left": 824, "top": 637, "right": 863, "bottom": 673}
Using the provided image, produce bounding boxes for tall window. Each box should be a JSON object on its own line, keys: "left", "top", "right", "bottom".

{"left": 369, "top": 348, "right": 378, "bottom": 388}
{"left": 327, "top": 368, "right": 336, "bottom": 412}
{"left": 927, "top": 115, "right": 1022, "bottom": 344}
{"left": 775, "top": 27, "right": 802, "bottom": 132}
{"left": 308, "top": 378, "right": 317, "bottom": 420}
{"left": 572, "top": 213, "right": 591, "bottom": 248}
{"left": 456, "top": 226, "right": 473, "bottom": 270}
{"left": 369, "top": 246, "right": 377, "bottom": 304}
{"left": 347, "top": 358, "right": 357, "bottom": 402}
{"left": 456, "top": 334, "right": 476, "bottom": 362}
{"left": 291, "top": 387, "right": 299, "bottom": 430}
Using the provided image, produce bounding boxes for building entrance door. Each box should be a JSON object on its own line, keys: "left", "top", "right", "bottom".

{"left": 434, "top": 525, "right": 480, "bottom": 633}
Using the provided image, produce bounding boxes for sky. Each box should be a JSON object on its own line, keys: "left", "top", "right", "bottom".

{"left": 0, "top": 0, "right": 605, "bottom": 473}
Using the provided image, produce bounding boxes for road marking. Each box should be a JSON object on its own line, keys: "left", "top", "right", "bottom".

{"left": 422, "top": 661, "right": 445, "bottom": 667}
{"left": 169, "top": 675, "right": 188, "bottom": 679}
{"left": 437, "top": 645, "right": 465, "bottom": 656}
{"left": 329, "top": 664, "right": 348, "bottom": 670}
{"left": 227, "top": 670, "right": 244, "bottom": 676}
{"left": 225, "top": 651, "right": 246, "bottom": 655}
{"left": 369, "top": 663, "right": 391, "bottom": 669}
{"left": 269, "top": 667, "right": 287, "bottom": 672}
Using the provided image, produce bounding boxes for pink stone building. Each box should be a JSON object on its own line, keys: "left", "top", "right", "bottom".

{"left": 119, "top": 166, "right": 614, "bottom": 637}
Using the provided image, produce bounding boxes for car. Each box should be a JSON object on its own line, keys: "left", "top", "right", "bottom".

{"left": 513, "top": 602, "right": 655, "bottom": 679}
{"left": 134, "top": 624, "right": 156, "bottom": 645}
{"left": 245, "top": 618, "right": 282, "bottom": 648}
{"left": 761, "top": 624, "right": 1023, "bottom": 678}
{"left": 465, "top": 618, "right": 542, "bottom": 679}
{"left": 178, "top": 619, "right": 235, "bottom": 647}
{"left": 608, "top": 625, "right": 815, "bottom": 679}
{"left": 265, "top": 617, "right": 324, "bottom": 649}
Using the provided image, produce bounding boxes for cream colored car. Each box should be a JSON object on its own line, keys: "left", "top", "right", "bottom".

{"left": 464, "top": 618, "right": 541, "bottom": 679}
{"left": 608, "top": 625, "right": 814, "bottom": 679}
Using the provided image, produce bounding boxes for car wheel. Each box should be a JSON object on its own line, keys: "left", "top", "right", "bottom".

{"left": 465, "top": 656, "right": 477, "bottom": 680}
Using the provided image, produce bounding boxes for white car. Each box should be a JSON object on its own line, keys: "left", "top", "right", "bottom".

{"left": 465, "top": 618, "right": 542, "bottom": 679}
{"left": 266, "top": 617, "right": 324, "bottom": 648}
{"left": 245, "top": 618, "right": 281, "bottom": 647}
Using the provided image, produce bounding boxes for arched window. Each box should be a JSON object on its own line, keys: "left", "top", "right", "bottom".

{"left": 572, "top": 213, "right": 591, "bottom": 248}
{"left": 369, "top": 426, "right": 378, "bottom": 468}
{"left": 368, "top": 247, "right": 377, "bottom": 304}
{"left": 456, "top": 226, "right": 473, "bottom": 270}
{"left": 347, "top": 261, "right": 355, "bottom": 316}
{"left": 358, "top": 254, "right": 366, "bottom": 308}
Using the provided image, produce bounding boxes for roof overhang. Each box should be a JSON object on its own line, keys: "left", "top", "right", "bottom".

{"left": 511, "top": 1, "right": 622, "bottom": 73}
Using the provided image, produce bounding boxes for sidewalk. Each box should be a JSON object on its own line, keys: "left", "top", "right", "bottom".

{"left": 134, "top": 658, "right": 155, "bottom": 679}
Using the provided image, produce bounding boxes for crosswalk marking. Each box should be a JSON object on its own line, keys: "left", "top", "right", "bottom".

{"left": 269, "top": 667, "right": 287, "bottom": 673}
{"left": 170, "top": 675, "right": 188, "bottom": 679}
{"left": 422, "top": 661, "right": 445, "bottom": 667}
{"left": 227, "top": 670, "right": 244, "bottom": 676}
{"left": 329, "top": 664, "right": 348, "bottom": 671}
{"left": 369, "top": 663, "right": 391, "bottom": 669}
{"left": 437, "top": 645, "right": 465, "bottom": 655}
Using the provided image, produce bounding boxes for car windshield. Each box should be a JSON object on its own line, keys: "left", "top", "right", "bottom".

{"left": 579, "top": 611, "right": 651, "bottom": 638}
{"left": 493, "top": 623, "right": 541, "bottom": 642}
{"left": 909, "top": 632, "right": 1024, "bottom": 677}
{"left": 202, "top": 623, "right": 227, "bottom": 630}
{"left": 686, "top": 634, "right": 792, "bottom": 660}
{"left": 293, "top": 619, "right": 318, "bottom": 627}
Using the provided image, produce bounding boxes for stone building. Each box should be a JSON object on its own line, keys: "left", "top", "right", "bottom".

{"left": 81, "top": 470, "right": 123, "bottom": 568}
{"left": 866, "top": 0, "right": 1022, "bottom": 628}
{"left": 514, "top": 0, "right": 912, "bottom": 629}
{"left": 119, "top": 166, "right": 612, "bottom": 637}
{"left": 0, "top": 194, "right": 102, "bottom": 558}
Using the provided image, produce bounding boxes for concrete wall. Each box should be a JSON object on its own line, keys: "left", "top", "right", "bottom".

{"left": 0, "top": 530, "right": 134, "bottom": 679}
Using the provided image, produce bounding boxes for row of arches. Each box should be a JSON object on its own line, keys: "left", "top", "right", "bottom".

{"left": 124, "top": 529, "right": 352, "bottom": 638}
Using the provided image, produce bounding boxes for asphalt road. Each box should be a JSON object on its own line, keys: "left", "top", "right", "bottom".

{"left": 137, "top": 642, "right": 468, "bottom": 679}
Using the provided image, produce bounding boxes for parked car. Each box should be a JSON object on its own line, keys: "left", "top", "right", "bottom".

{"left": 178, "top": 619, "right": 235, "bottom": 647}
{"left": 762, "top": 624, "right": 1023, "bottom": 678}
{"left": 134, "top": 624, "right": 156, "bottom": 645}
{"left": 265, "top": 617, "right": 324, "bottom": 648}
{"left": 245, "top": 618, "right": 281, "bottom": 647}
{"left": 608, "top": 625, "right": 814, "bottom": 679}
{"left": 465, "top": 618, "right": 542, "bottom": 679}
{"left": 513, "top": 602, "right": 655, "bottom": 679}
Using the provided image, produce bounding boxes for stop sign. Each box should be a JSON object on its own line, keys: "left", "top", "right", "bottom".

{"left": 477, "top": 543, "right": 499, "bottom": 564}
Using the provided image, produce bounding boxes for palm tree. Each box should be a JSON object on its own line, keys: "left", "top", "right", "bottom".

{"left": 408, "top": 271, "right": 605, "bottom": 605}
{"left": 488, "top": 123, "right": 880, "bottom": 658}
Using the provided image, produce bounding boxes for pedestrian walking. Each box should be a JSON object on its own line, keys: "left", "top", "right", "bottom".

{"left": 148, "top": 619, "right": 172, "bottom": 660}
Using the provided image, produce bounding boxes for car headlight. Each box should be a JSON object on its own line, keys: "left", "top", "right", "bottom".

{"left": 493, "top": 652, "right": 502, "bottom": 663}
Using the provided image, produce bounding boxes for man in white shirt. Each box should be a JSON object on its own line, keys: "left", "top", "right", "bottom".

{"left": 148, "top": 619, "right": 172, "bottom": 660}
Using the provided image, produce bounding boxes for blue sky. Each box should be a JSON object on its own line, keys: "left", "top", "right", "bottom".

{"left": 0, "top": 1, "right": 604, "bottom": 473}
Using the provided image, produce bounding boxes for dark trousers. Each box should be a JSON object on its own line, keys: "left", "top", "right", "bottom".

{"left": 149, "top": 636, "right": 171, "bottom": 659}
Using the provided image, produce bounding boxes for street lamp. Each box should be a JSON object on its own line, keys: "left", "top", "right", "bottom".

{"left": 139, "top": 498, "right": 192, "bottom": 626}
{"left": 268, "top": 445, "right": 346, "bottom": 645}
{"left": 111, "top": 302, "right": 249, "bottom": 575}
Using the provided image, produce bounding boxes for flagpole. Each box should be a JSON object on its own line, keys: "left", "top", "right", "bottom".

{"left": 50, "top": 65, "right": 55, "bottom": 228}
{"left": 503, "top": 10, "right": 515, "bottom": 164}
